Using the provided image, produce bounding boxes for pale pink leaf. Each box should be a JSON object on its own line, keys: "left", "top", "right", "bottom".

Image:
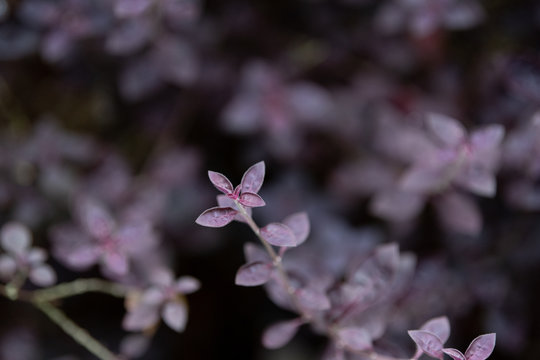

{"left": 29, "top": 264, "right": 56, "bottom": 286}
{"left": 455, "top": 169, "right": 496, "bottom": 197}
{"left": 175, "top": 276, "right": 201, "bottom": 294}
{"left": 442, "top": 348, "right": 466, "bottom": 360}
{"left": 243, "top": 243, "right": 270, "bottom": 263}
{"left": 426, "top": 113, "right": 466, "bottom": 147}
{"left": 240, "top": 161, "right": 265, "bottom": 194}
{"left": 1, "top": 222, "right": 31, "bottom": 255}
{"left": 282, "top": 212, "right": 310, "bottom": 245}
{"left": 370, "top": 190, "right": 425, "bottom": 222}
{"left": 235, "top": 261, "right": 273, "bottom": 286}
{"left": 76, "top": 198, "right": 115, "bottom": 239}
{"left": 337, "top": 327, "right": 372, "bottom": 352}
{"left": 217, "top": 195, "right": 251, "bottom": 223}
{"left": 162, "top": 301, "right": 188, "bottom": 332}
{"left": 465, "top": 333, "right": 496, "bottom": 360}
{"left": 470, "top": 125, "right": 505, "bottom": 151}
{"left": 195, "top": 207, "right": 237, "bottom": 228}
{"left": 408, "top": 330, "right": 444, "bottom": 359}
{"left": 260, "top": 223, "right": 297, "bottom": 247}
{"left": 261, "top": 318, "right": 302, "bottom": 349}
{"left": 421, "top": 316, "right": 450, "bottom": 344}
{"left": 296, "top": 287, "right": 331, "bottom": 310}
{"left": 208, "top": 171, "right": 234, "bottom": 195}
{"left": 400, "top": 165, "right": 446, "bottom": 193}
{"left": 122, "top": 304, "right": 160, "bottom": 331}
{"left": 238, "top": 192, "right": 266, "bottom": 207}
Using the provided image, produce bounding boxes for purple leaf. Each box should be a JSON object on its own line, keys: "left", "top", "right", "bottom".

{"left": 400, "top": 165, "right": 446, "bottom": 193}
{"left": 260, "top": 223, "right": 297, "bottom": 247}
{"left": 408, "top": 330, "right": 444, "bottom": 359}
{"left": 443, "top": 348, "right": 466, "bottom": 360}
{"left": 421, "top": 316, "right": 450, "bottom": 344}
{"left": 470, "top": 125, "right": 505, "bottom": 151}
{"left": 217, "top": 195, "right": 251, "bottom": 223}
{"left": 175, "top": 276, "right": 201, "bottom": 294}
{"left": 29, "top": 264, "right": 56, "bottom": 287}
{"left": 208, "top": 171, "right": 234, "bottom": 195}
{"left": 123, "top": 304, "right": 160, "bottom": 331}
{"left": 455, "top": 169, "right": 496, "bottom": 197}
{"left": 195, "top": 207, "right": 238, "bottom": 228}
{"left": 162, "top": 301, "right": 188, "bottom": 332}
{"left": 336, "top": 327, "right": 372, "bottom": 352}
{"left": 243, "top": 243, "right": 270, "bottom": 263}
{"left": 1, "top": 222, "right": 31, "bottom": 255}
{"left": 235, "top": 261, "right": 273, "bottom": 286}
{"left": 102, "top": 251, "right": 129, "bottom": 277}
{"left": 76, "top": 198, "right": 115, "bottom": 239}
{"left": 282, "top": 212, "right": 310, "bottom": 245}
{"left": 241, "top": 161, "right": 265, "bottom": 194}
{"left": 261, "top": 318, "right": 303, "bottom": 349}
{"left": 426, "top": 113, "right": 466, "bottom": 147}
{"left": 296, "top": 287, "right": 331, "bottom": 310}
{"left": 465, "top": 333, "right": 496, "bottom": 360}
{"left": 238, "top": 192, "right": 266, "bottom": 207}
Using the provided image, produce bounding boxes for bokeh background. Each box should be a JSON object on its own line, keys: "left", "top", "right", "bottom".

{"left": 1, "top": 0, "right": 540, "bottom": 359}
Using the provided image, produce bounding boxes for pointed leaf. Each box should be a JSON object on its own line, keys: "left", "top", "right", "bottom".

{"left": 262, "top": 318, "right": 302, "bottom": 349}
{"left": 123, "top": 304, "right": 160, "bottom": 331}
{"left": 175, "top": 276, "right": 201, "bottom": 294}
{"left": 442, "top": 348, "right": 466, "bottom": 360}
{"left": 260, "top": 223, "right": 297, "bottom": 247}
{"left": 162, "top": 301, "right": 188, "bottom": 332}
{"left": 408, "top": 330, "right": 444, "bottom": 359}
{"left": 241, "top": 161, "right": 265, "bottom": 194}
{"left": 0, "top": 255, "right": 17, "bottom": 279}
{"left": 337, "top": 327, "right": 372, "bottom": 352}
{"left": 465, "top": 333, "right": 496, "bottom": 360}
{"left": 208, "top": 171, "right": 234, "bottom": 195}
{"left": 455, "top": 169, "right": 496, "bottom": 197}
{"left": 1, "top": 222, "right": 31, "bottom": 255}
{"left": 421, "top": 316, "right": 450, "bottom": 344}
{"left": 238, "top": 192, "right": 266, "bottom": 207}
{"left": 103, "top": 251, "right": 129, "bottom": 277}
{"left": 195, "top": 207, "right": 238, "bottom": 228}
{"left": 217, "top": 195, "right": 251, "bottom": 223}
{"left": 76, "top": 197, "right": 115, "bottom": 239}
{"left": 282, "top": 212, "right": 310, "bottom": 245}
{"left": 296, "top": 287, "right": 331, "bottom": 310}
{"left": 426, "top": 113, "right": 466, "bottom": 147}
{"left": 243, "top": 243, "right": 270, "bottom": 263}
{"left": 235, "top": 261, "right": 273, "bottom": 286}
{"left": 470, "top": 125, "right": 505, "bottom": 150}
{"left": 435, "top": 192, "right": 482, "bottom": 235}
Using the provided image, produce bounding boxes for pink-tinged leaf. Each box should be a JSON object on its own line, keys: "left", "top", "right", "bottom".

{"left": 217, "top": 195, "right": 251, "bottom": 223}
{"left": 375, "top": 243, "right": 400, "bottom": 271}
{"left": 426, "top": 113, "right": 466, "bottom": 147}
{"left": 235, "top": 261, "right": 273, "bottom": 286}
{"left": 162, "top": 301, "right": 188, "bottom": 332}
{"left": 442, "top": 348, "right": 466, "bottom": 360}
{"left": 470, "top": 125, "right": 505, "bottom": 151}
{"left": 27, "top": 248, "right": 47, "bottom": 265}
{"left": 208, "top": 171, "right": 234, "bottom": 195}
{"left": 408, "top": 330, "right": 444, "bottom": 359}
{"left": 238, "top": 192, "right": 266, "bottom": 207}
{"left": 195, "top": 207, "right": 238, "bottom": 228}
{"left": 421, "top": 316, "right": 450, "bottom": 344}
{"left": 296, "top": 287, "right": 331, "bottom": 310}
{"left": 243, "top": 243, "right": 270, "bottom": 263}
{"left": 260, "top": 223, "right": 297, "bottom": 247}
{"left": 29, "top": 264, "right": 56, "bottom": 287}
{"left": 102, "top": 251, "right": 129, "bottom": 277}
{"left": 1, "top": 222, "right": 31, "bottom": 255}
{"left": 465, "top": 333, "right": 496, "bottom": 360}
{"left": 261, "top": 318, "right": 303, "bottom": 349}
{"left": 336, "top": 327, "right": 372, "bottom": 352}
{"left": 400, "top": 165, "right": 446, "bottom": 193}
{"left": 282, "top": 212, "right": 310, "bottom": 245}
{"left": 0, "top": 255, "right": 16, "bottom": 279}
{"left": 370, "top": 190, "right": 425, "bottom": 222}
{"left": 141, "top": 287, "right": 166, "bottom": 306}
{"left": 123, "top": 304, "right": 160, "bottom": 331}
{"left": 175, "top": 276, "right": 201, "bottom": 294}
{"left": 76, "top": 197, "right": 115, "bottom": 239}
{"left": 454, "top": 169, "right": 496, "bottom": 197}
{"left": 435, "top": 192, "right": 482, "bottom": 235}
{"left": 241, "top": 161, "right": 265, "bottom": 194}
{"left": 322, "top": 345, "right": 345, "bottom": 360}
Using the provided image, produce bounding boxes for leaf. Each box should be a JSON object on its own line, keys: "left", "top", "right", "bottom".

{"left": 408, "top": 330, "right": 444, "bottom": 359}
{"left": 470, "top": 125, "right": 505, "bottom": 151}
{"left": 260, "top": 223, "right": 297, "bottom": 247}
{"left": 208, "top": 171, "right": 234, "bottom": 195}
{"left": 442, "top": 348, "right": 466, "bottom": 360}
{"left": 465, "top": 333, "right": 496, "bottom": 360}
{"left": 296, "top": 287, "right": 331, "bottom": 310}
{"left": 455, "top": 169, "right": 496, "bottom": 197}
{"left": 336, "top": 327, "right": 372, "bottom": 352}
{"left": 122, "top": 304, "right": 160, "bottom": 331}
{"left": 261, "top": 318, "right": 302, "bottom": 349}
{"left": 175, "top": 276, "right": 201, "bottom": 294}
{"left": 282, "top": 212, "right": 310, "bottom": 245}
{"left": 400, "top": 165, "right": 446, "bottom": 193}
{"left": 241, "top": 161, "right": 265, "bottom": 194}
{"left": 76, "top": 197, "right": 115, "bottom": 239}
{"left": 238, "top": 192, "right": 266, "bottom": 207}
{"left": 435, "top": 192, "right": 482, "bottom": 235}
{"left": 421, "top": 316, "right": 451, "bottom": 344}
{"left": 195, "top": 207, "right": 238, "bottom": 228}
{"left": 102, "top": 251, "right": 129, "bottom": 277}
{"left": 426, "top": 113, "right": 466, "bottom": 147}
{"left": 29, "top": 264, "right": 57, "bottom": 287}
{"left": 1, "top": 222, "right": 31, "bottom": 255}
{"left": 217, "top": 195, "right": 251, "bottom": 223}
{"left": 243, "top": 243, "right": 270, "bottom": 263}
{"left": 235, "top": 261, "right": 273, "bottom": 286}
{"left": 162, "top": 301, "right": 188, "bottom": 332}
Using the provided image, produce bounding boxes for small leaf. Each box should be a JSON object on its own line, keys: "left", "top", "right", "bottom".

{"left": 123, "top": 304, "right": 160, "bottom": 331}
{"left": 455, "top": 169, "right": 496, "bottom": 197}
{"left": 29, "top": 264, "right": 57, "bottom": 287}
{"left": 235, "top": 261, "right": 272, "bottom": 286}
{"left": 465, "top": 333, "right": 496, "bottom": 360}
{"left": 175, "top": 276, "right": 201, "bottom": 294}
{"left": 282, "top": 212, "right": 310, "bottom": 245}
{"left": 426, "top": 113, "right": 466, "bottom": 147}
{"left": 243, "top": 243, "right": 270, "bottom": 263}
{"left": 162, "top": 301, "right": 188, "bottom": 332}
{"left": 217, "top": 195, "right": 251, "bottom": 223}
{"left": 195, "top": 207, "right": 238, "bottom": 228}
{"left": 1, "top": 222, "right": 31, "bottom": 255}
{"left": 238, "top": 192, "right": 266, "bottom": 207}
{"left": 76, "top": 197, "right": 115, "bottom": 239}
{"left": 408, "top": 330, "right": 444, "bottom": 359}
{"left": 102, "top": 251, "right": 129, "bottom": 276}
{"left": 262, "top": 318, "right": 302, "bottom": 349}
{"left": 260, "top": 223, "right": 297, "bottom": 247}
{"left": 208, "top": 171, "right": 234, "bottom": 194}
{"left": 442, "top": 348, "right": 466, "bottom": 360}
{"left": 241, "top": 161, "right": 265, "bottom": 194}
{"left": 470, "top": 125, "right": 505, "bottom": 150}
{"left": 296, "top": 287, "right": 331, "bottom": 310}
{"left": 421, "top": 316, "right": 450, "bottom": 344}
{"left": 336, "top": 327, "right": 372, "bottom": 352}
{"left": 0, "top": 255, "right": 17, "bottom": 279}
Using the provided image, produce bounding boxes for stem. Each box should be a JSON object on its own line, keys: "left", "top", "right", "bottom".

{"left": 32, "top": 278, "right": 129, "bottom": 302}
{"left": 35, "top": 301, "right": 121, "bottom": 360}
